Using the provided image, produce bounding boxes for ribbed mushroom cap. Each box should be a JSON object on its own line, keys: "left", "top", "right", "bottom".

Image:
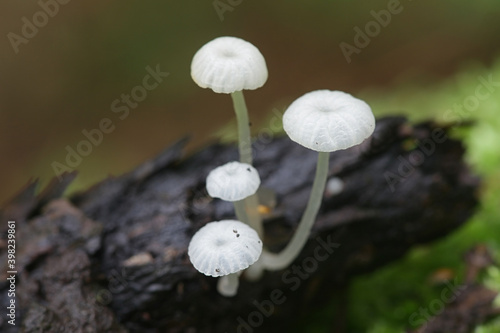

{"left": 191, "top": 36, "right": 268, "bottom": 94}
{"left": 206, "top": 161, "right": 260, "bottom": 202}
{"left": 283, "top": 90, "right": 375, "bottom": 152}
{"left": 188, "top": 220, "right": 263, "bottom": 277}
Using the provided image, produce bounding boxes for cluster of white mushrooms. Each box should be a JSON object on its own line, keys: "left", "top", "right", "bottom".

{"left": 187, "top": 36, "right": 376, "bottom": 296}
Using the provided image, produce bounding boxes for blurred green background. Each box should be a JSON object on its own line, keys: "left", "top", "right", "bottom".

{"left": 1, "top": 0, "right": 500, "bottom": 332}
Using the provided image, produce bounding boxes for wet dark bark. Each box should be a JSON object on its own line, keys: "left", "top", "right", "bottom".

{"left": 0, "top": 116, "right": 493, "bottom": 333}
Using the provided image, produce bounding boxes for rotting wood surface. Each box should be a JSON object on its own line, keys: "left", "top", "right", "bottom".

{"left": 1, "top": 116, "right": 495, "bottom": 333}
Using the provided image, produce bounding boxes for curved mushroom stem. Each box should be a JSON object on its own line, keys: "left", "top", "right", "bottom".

{"left": 230, "top": 91, "right": 263, "bottom": 237}
{"left": 262, "top": 151, "right": 329, "bottom": 270}
{"left": 217, "top": 273, "right": 240, "bottom": 297}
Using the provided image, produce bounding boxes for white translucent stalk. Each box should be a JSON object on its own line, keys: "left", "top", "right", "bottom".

{"left": 230, "top": 91, "right": 263, "bottom": 237}
{"left": 262, "top": 152, "right": 329, "bottom": 270}
{"left": 235, "top": 197, "right": 263, "bottom": 280}
{"left": 217, "top": 273, "right": 240, "bottom": 297}
{"left": 230, "top": 90, "right": 264, "bottom": 280}
{"left": 243, "top": 193, "right": 262, "bottom": 236}
{"left": 233, "top": 200, "right": 249, "bottom": 226}
{"left": 231, "top": 90, "right": 253, "bottom": 165}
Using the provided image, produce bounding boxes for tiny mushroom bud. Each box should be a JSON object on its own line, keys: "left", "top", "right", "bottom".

{"left": 191, "top": 36, "right": 268, "bottom": 94}
{"left": 326, "top": 177, "right": 344, "bottom": 196}
{"left": 188, "top": 220, "right": 263, "bottom": 296}
{"left": 206, "top": 161, "right": 260, "bottom": 202}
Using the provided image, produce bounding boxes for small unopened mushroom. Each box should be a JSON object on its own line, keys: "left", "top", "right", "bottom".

{"left": 206, "top": 161, "right": 260, "bottom": 202}
{"left": 188, "top": 220, "right": 263, "bottom": 296}
{"left": 326, "top": 177, "right": 344, "bottom": 196}
{"left": 206, "top": 161, "right": 262, "bottom": 236}
{"left": 262, "top": 90, "right": 375, "bottom": 270}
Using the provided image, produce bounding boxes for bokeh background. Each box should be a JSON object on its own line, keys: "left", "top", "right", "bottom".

{"left": 1, "top": 0, "right": 500, "bottom": 332}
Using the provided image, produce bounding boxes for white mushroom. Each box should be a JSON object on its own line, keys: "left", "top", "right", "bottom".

{"left": 206, "top": 161, "right": 262, "bottom": 237}
{"left": 188, "top": 220, "right": 263, "bottom": 296}
{"left": 191, "top": 36, "right": 268, "bottom": 94}
{"left": 190, "top": 36, "right": 268, "bottom": 165}
{"left": 262, "top": 90, "right": 375, "bottom": 270}
{"left": 282, "top": 90, "right": 375, "bottom": 152}
{"left": 206, "top": 161, "right": 261, "bottom": 202}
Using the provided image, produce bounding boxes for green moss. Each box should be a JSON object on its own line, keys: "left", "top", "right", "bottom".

{"left": 347, "top": 58, "right": 500, "bottom": 333}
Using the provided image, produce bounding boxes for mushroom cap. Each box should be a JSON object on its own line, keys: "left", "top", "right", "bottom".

{"left": 188, "top": 220, "right": 263, "bottom": 277}
{"left": 282, "top": 90, "right": 375, "bottom": 152}
{"left": 191, "top": 36, "right": 268, "bottom": 94}
{"left": 206, "top": 161, "right": 260, "bottom": 202}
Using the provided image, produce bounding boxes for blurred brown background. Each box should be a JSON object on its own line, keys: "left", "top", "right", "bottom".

{"left": 1, "top": 0, "right": 499, "bottom": 204}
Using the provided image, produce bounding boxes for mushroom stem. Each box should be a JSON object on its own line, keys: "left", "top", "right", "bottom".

{"left": 262, "top": 151, "right": 329, "bottom": 270}
{"left": 233, "top": 189, "right": 263, "bottom": 237}
{"left": 231, "top": 90, "right": 253, "bottom": 165}
{"left": 230, "top": 91, "right": 263, "bottom": 238}
{"left": 233, "top": 200, "right": 249, "bottom": 226}
{"left": 216, "top": 273, "right": 240, "bottom": 297}
{"left": 244, "top": 193, "right": 263, "bottom": 236}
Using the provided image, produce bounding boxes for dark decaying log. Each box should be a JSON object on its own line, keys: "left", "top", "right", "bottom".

{"left": 0, "top": 116, "right": 493, "bottom": 333}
